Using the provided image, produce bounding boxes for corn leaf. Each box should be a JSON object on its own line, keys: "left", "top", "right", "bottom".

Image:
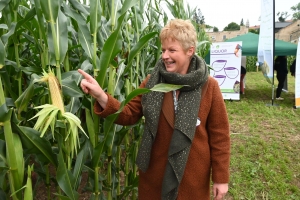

{"left": 0, "top": 0, "right": 10, "bottom": 12}
{"left": 96, "top": 13, "right": 126, "bottom": 86}
{"left": 64, "top": 5, "right": 95, "bottom": 62}
{"left": 17, "top": 126, "right": 57, "bottom": 166}
{"left": 72, "top": 142, "right": 87, "bottom": 190}
{"left": 68, "top": 0, "right": 89, "bottom": 16}
{"left": 40, "top": 0, "right": 59, "bottom": 22}
{"left": 1, "top": 22, "right": 16, "bottom": 45}
{"left": 126, "top": 32, "right": 158, "bottom": 68}
{"left": 47, "top": 10, "right": 68, "bottom": 63}
{"left": 0, "top": 140, "right": 7, "bottom": 168}
{"left": 56, "top": 150, "right": 79, "bottom": 200}
{"left": 150, "top": 83, "right": 184, "bottom": 92}
{"left": 33, "top": 0, "right": 48, "bottom": 46}
{"left": 15, "top": 80, "right": 34, "bottom": 114}
{"left": 15, "top": 7, "right": 36, "bottom": 32}
{"left": 90, "top": 0, "right": 101, "bottom": 37}
{"left": 85, "top": 109, "right": 96, "bottom": 148}
{"left": 61, "top": 78, "right": 83, "bottom": 98}
{"left": 120, "top": 0, "right": 139, "bottom": 15}
{"left": 56, "top": 10, "right": 68, "bottom": 61}
{"left": 0, "top": 39, "right": 5, "bottom": 68}
{"left": 0, "top": 103, "right": 9, "bottom": 122}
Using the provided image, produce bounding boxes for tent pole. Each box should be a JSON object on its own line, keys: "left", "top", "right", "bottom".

{"left": 266, "top": 0, "right": 278, "bottom": 107}
{"left": 271, "top": 0, "right": 275, "bottom": 105}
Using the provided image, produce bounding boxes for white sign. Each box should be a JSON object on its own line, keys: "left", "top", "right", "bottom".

{"left": 257, "top": 0, "right": 274, "bottom": 84}
{"left": 210, "top": 42, "right": 242, "bottom": 100}
{"left": 295, "top": 38, "right": 300, "bottom": 108}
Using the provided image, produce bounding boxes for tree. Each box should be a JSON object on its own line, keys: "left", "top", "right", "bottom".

{"left": 193, "top": 8, "right": 205, "bottom": 25}
{"left": 213, "top": 26, "right": 219, "bottom": 32}
{"left": 249, "top": 28, "right": 260, "bottom": 34}
{"left": 291, "top": 3, "right": 300, "bottom": 20}
{"left": 223, "top": 22, "right": 240, "bottom": 31}
{"left": 240, "top": 18, "right": 244, "bottom": 26}
{"left": 277, "top": 11, "right": 290, "bottom": 22}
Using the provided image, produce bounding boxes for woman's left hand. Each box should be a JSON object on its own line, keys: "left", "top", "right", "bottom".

{"left": 213, "top": 183, "right": 228, "bottom": 200}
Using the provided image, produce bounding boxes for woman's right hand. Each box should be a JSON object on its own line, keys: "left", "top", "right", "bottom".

{"left": 78, "top": 69, "right": 108, "bottom": 109}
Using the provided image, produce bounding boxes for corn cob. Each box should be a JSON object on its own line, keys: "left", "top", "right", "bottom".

{"left": 40, "top": 70, "right": 65, "bottom": 113}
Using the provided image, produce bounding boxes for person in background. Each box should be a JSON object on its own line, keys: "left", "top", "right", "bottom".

{"left": 78, "top": 19, "right": 230, "bottom": 200}
{"left": 290, "top": 59, "right": 296, "bottom": 77}
{"left": 240, "top": 56, "right": 247, "bottom": 94}
{"left": 274, "top": 56, "right": 288, "bottom": 100}
{"left": 240, "top": 65, "right": 247, "bottom": 94}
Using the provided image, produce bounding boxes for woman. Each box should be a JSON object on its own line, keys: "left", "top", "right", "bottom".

{"left": 78, "top": 19, "right": 230, "bottom": 200}
{"left": 274, "top": 56, "right": 288, "bottom": 100}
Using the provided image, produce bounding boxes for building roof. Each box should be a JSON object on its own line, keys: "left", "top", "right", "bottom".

{"left": 249, "top": 20, "right": 294, "bottom": 30}
{"left": 249, "top": 25, "right": 260, "bottom": 30}
{"left": 275, "top": 21, "right": 292, "bottom": 28}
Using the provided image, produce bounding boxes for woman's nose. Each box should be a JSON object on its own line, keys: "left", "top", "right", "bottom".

{"left": 162, "top": 51, "right": 169, "bottom": 59}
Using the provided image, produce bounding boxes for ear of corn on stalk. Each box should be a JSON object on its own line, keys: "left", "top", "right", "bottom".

{"left": 30, "top": 69, "right": 88, "bottom": 157}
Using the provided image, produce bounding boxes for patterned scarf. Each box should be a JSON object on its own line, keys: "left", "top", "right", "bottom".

{"left": 136, "top": 55, "right": 209, "bottom": 199}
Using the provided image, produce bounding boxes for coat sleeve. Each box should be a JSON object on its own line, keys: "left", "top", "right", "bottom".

{"left": 94, "top": 77, "right": 149, "bottom": 126}
{"left": 206, "top": 78, "right": 230, "bottom": 183}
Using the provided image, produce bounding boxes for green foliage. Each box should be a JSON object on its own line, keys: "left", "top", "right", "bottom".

{"left": 213, "top": 26, "right": 219, "bottom": 32}
{"left": 223, "top": 22, "right": 240, "bottom": 31}
{"left": 245, "top": 56, "right": 258, "bottom": 72}
{"left": 277, "top": 11, "right": 290, "bottom": 22}
{"left": 291, "top": 3, "right": 300, "bottom": 20}
{"left": 245, "top": 56, "right": 295, "bottom": 72}
{"left": 249, "top": 28, "right": 260, "bottom": 34}
{"left": 240, "top": 18, "right": 244, "bottom": 26}
{"left": 193, "top": 8, "right": 205, "bottom": 25}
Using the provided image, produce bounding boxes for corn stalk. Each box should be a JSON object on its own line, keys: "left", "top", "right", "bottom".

{"left": 0, "top": 76, "right": 24, "bottom": 200}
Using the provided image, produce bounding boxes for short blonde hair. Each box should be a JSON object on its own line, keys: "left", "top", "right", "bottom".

{"left": 160, "top": 19, "right": 197, "bottom": 52}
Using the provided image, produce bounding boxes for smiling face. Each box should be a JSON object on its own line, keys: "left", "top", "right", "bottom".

{"left": 161, "top": 38, "right": 194, "bottom": 75}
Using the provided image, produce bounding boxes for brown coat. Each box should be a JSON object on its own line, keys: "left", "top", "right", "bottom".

{"left": 94, "top": 76, "right": 230, "bottom": 200}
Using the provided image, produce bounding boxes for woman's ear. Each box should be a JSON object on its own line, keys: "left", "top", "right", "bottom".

{"left": 187, "top": 46, "right": 195, "bottom": 56}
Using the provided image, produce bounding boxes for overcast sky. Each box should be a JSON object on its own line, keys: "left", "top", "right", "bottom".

{"left": 185, "top": 0, "right": 299, "bottom": 30}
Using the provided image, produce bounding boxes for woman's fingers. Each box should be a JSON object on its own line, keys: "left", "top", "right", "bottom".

{"left": 80, "top": 79, "right": 90, "bottom": 94}
{"left": 78, "top": 69, "right": 96, "bottom": 84}
{"left": 81, "top": 78, "right": 99, "bottom": 95}
{"left": 78, "top": 71, "right": 103, "bottom": 100}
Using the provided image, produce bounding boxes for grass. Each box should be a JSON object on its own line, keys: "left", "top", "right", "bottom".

{"left": 225, "top": 72, "right": 300, "bottom": 200}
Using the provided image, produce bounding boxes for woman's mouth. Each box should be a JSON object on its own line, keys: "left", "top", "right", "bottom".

{"left": 164, "top": 61, "right": 175, "bottom": 65}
